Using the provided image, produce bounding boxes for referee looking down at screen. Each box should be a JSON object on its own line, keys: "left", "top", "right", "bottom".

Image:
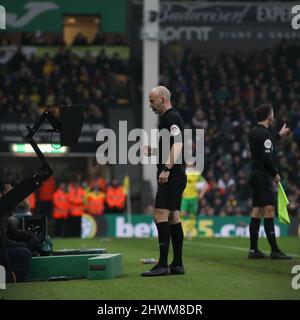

{"left": 248, "top": 104, "right": 292, "bottom": 260}
{"left": 141, "top": 86, "right": 187, "bottom": 277}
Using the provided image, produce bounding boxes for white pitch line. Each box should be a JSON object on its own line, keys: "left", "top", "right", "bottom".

{"left": 184, "top": 241, "right": 300, "bottom": 258}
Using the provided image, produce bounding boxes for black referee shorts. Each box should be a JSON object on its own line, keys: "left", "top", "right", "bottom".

{"left": 155, "top": 171, "right": 187, "bottom": 211}
{"left": 249, "top": 170, "right": 276, "bottom": 207}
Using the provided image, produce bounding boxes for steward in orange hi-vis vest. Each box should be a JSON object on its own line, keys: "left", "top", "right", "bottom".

{"left": 68, "top": 183, "right": 85, "bottom": 217}
{"left": 106, "top": 179, "right": 126, "bottom": 212}
{"left": 27, "top": 192, "right": 36, "bottom": 212}
{"left": 87, "top": 187, "right": 106, "bottom": 216}
{"left": 53, "top": 183, "right": 69, "bottom": 220}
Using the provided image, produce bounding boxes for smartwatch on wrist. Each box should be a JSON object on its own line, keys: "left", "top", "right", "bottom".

{"left": 163, "top": 166, "right": 171, "bottom": 172}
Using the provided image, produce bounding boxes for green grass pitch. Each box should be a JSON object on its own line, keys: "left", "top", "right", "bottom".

{"left": 1, "top": 237, "right": 299, "bottom": 300}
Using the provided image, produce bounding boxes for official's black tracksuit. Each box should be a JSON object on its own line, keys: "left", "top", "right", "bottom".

{"left": 248, "top": 124, "right": 280, "bottom": 207}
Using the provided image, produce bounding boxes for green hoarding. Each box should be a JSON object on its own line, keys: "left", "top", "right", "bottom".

{"left": 1, "top": 0, "right": 126, "bottom": 32}
{"left": 81, "top": 214, "right": 289, "bottom": 238}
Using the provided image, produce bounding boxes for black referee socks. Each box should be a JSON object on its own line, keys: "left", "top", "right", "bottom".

{"left": 249, "top": 218, "right": 261, "bottom": 251}
{"left": 264, "top": 218, "right": 279, "bottom": 252}
{"left": 170, "top": 222, "right": 184, "bottom": 266}
{"left": 156, "top": 222, "right": 170, "bottom": 268}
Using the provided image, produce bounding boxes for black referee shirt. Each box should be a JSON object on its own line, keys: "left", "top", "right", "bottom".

{"left": 248, "top": 124, "right": 279, "bottom": 177}
{"left": 157, "top": 108, "right": 185, "bottom": 175}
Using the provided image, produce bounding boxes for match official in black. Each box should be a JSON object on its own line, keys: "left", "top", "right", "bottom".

{"left": 141, "top": 86, "right": 187, "bottom": 276}
{"left": 248, "top": 104, "right": 292, "bottom": 259}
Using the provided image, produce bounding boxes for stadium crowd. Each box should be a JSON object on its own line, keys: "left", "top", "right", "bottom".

{"left": 1, "top": 37, "right": 299, "bottom": 217}
{"left": 160, "top": 41, "right": 300, "bottom": 217}
{"left": 0, "top": 46, "right": 130, "bottom": 122}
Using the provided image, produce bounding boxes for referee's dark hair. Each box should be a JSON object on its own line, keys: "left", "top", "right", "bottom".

{"left": 255, "top": 104, "right": 273, "bottom": 122}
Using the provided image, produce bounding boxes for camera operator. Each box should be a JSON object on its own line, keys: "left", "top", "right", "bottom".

{"left": 0, "top": 181, "right": 40, "bottom": 282}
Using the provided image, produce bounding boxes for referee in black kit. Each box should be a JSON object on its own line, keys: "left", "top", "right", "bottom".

{"left": 248, "top": 104, "right": 292, "bottom": 259}
{"left": 141, "top": 86, "right": 187, "bottom": 276}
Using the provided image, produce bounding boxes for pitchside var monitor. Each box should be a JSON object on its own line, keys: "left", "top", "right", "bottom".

{"left": 59, "top": 105, "right": 84, "bottom": 146}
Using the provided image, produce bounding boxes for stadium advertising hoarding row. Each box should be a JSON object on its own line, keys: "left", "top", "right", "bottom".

{"left": 0, "top": 0, "right": 127, "bottom": 32}
{"left": 132, "top": 2, "right": 300, "bottom": 43}
{"left": 159, "top": 26, "right": 300, "bottom": 44}
{"left": 160, "top": 2, "right": 296, "bottom": 27}
{"left": 2, "top": 2, "right": 300, "bottom": 42}
{"left": 81, "top": 214, "right": 289, "bottom": 239}
{"left": 160, "top": 2, "right": 300, "bottom": 43}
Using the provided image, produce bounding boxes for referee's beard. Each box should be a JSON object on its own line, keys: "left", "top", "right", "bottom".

{"left": 154, "top": 102, "right": 165, "bottom": 116}
{"left": 152, "top": 101, "right": 164, "bottom": 115}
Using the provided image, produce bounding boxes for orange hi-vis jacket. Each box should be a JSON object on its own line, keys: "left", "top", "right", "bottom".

{"left": 39, "top": 176, "right": 55, "bottom": 202}
{"left": 53, "top": 188, "right": 69, "bottom": 219}
{"left": 96, "top": 177, "right": 107, "bottom": 191}
{"left": 68, "top": 186, "right": 86, "bottom": 217}
{"left": 28, "top": 193, "right": 36, "bottom": 210}
{"left": 106, "top": 186, "right": 126, "bottom": 210}
{"left": 87, "top": 191, "right": 105, "bottom": 215}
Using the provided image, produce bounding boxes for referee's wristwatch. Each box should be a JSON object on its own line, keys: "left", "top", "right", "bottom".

{"left": 163, "top": 166, "right": 171, "bottom": 172}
